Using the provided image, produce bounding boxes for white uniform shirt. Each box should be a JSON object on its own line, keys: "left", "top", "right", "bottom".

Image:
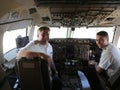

{"left": 21, "top": 40, "right": 53, "bottom": 59}
{"left": 98, "top": 43, "right": 120, "bottom": 77}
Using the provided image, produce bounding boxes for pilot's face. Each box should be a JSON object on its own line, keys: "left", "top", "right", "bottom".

{"left": 96, "top": 35, "right": 109, "bottom": 49}
{"left": 37, "top": 29, "right": 49, "bottom": 43}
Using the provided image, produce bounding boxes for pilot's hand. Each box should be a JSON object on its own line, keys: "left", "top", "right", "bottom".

{"left": 17, "top": 50, "right": 52, "bottom": 65}
{"left": 39, "top": 53, "right": 52, "bottom": 66}
{"left": 54, "top": 71, "right": 58, "bottom": 77}
{"left": 46, "top": 56, "right": 53, "bottom": 66}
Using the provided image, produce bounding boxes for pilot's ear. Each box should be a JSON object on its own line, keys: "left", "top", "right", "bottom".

{"left": 37, "top": 34, "right": 39, "bottom": 37}
{"left": 107, "top": 36, "right": 109, "bottom": 41}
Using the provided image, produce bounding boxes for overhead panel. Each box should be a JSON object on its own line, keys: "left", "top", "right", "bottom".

{"left": 34, "top": 0, "right": 120, "bottom": 27}
{"left": 50, "top": 7, "right": 116, "bottom": 27}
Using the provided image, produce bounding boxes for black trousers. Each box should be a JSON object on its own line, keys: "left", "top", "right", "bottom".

{"left": 52, "top": 76, "right": 62, "bottom": 90}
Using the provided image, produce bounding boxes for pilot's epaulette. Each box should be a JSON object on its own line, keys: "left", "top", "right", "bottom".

{"left": 34, "top": 40, "right": 40, "bottom": 44}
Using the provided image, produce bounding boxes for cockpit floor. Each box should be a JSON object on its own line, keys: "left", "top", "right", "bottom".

{"left": 61, "top": 74, "right": 82, "bottom": 90}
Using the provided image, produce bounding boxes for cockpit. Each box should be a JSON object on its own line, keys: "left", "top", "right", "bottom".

{"left": 1, "top": 0, "right": 120, "bottom": 90}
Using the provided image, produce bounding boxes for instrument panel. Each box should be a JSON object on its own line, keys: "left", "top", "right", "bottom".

{"left": 50, "top": 38, "right": 101, "bottom": 61}
{"left": 49, "top": 38, "right": 101, "bottom": 75}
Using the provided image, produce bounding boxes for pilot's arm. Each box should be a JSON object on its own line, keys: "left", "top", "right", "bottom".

{"left": 17, "top": 49, "right": 58, "bottom": 76}
{"left": 95, "top": 66, "right": 104, "bottom": 74}
{"left": 16, "top": 49, "right": 52, "bottom": 65}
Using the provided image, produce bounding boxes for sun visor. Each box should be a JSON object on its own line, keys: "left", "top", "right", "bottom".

{"left": 0, "top": 19, "right": 32, "bottom": 31}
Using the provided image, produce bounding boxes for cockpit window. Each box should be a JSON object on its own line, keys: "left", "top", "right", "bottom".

{"left": 33, "top": 26, "right": 67, "bottom": 39}
{"left": 50, "top": 27, "right": 67, "bottom": 38}
{"left": 33, "top": 26, "right": 114, "bottom": 42}
{"left": 72, "top": 27, "right": 115, "bottom": 42}
{"left": 3, "top": 28, "right": 26, "bottom": 54}
{"left": 117, "top": 36, "right": 120, "bottom": 48}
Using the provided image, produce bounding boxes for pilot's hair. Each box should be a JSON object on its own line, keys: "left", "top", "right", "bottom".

{"left": 38, "top": 26, "right": 50, "bottom": 32}
{"left": 96, "top": 31, "right": 108, "bottom": 37}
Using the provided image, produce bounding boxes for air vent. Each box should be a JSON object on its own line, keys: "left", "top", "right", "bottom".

{"left": 10, "top": 11, "right": 19, "bottom": 19}
{"left": 105, "top": 17, "right": 115, "bottom": 21}
{"left": 42, "top": 16, "right": 50, "bottom": 21}
{"left": 29, "top": 8, "right": 37, "bottom": 14}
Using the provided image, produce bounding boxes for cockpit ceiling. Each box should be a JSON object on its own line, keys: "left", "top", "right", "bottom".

{"left": 0, "top": 0, "right": 120, "bottom": 27}
{"left": 34, "top": 0, "right": 119, "bottom": 27}
{"left": 34, "top": 0, "right": 120, "bottom": 7}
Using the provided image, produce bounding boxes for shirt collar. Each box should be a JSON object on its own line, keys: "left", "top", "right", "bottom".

{"left": 102, "top": 43, "right": 110, "bottom": 50}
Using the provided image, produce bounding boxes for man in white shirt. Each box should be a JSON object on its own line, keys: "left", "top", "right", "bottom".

{"left": 17, "top": 26, "right": 56, "bottom": 72}
{"left": 17, "top": 26, "right": 62, "bottom": 90}
{"left": 95, "top": 31, "right": 120, "bottom": 78}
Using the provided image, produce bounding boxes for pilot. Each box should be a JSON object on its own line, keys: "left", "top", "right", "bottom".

{"left": 95, "top": 31, "right": 120, "bottom": 78}
{"left": 16, "top": 26, "right": 62, "bottom": 90}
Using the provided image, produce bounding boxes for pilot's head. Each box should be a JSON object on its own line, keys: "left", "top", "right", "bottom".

{"left": 37, "top": 26, "right": 50, "bottom": 44}
{"left": 96, "top": 31, "right": 109, "bottom": 49}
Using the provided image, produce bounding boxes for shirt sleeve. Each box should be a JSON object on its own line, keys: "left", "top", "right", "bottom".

{"left": 98, "top": 51, "right": 113, "bottom": 70}
{"left": 49, "top": 43, "right": 53, "bottom": 59}
{"left": 111, "top": 45, "right": 120, "bottom": 61}
{"left": 20, "top": 40, "right": 34, "bottom": 51}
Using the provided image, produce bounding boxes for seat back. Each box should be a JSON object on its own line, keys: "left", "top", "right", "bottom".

{"left": 108, "top": 67, "right": 120, "bottom": 90}
{"left": 17, "top": 57, "right": 51, "bottom": 90}
{"left": 0, "top": 65, "right": 12, "bottom": 90}
{"left": 16, "top": 36, "right": 29, "bottom": 49}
